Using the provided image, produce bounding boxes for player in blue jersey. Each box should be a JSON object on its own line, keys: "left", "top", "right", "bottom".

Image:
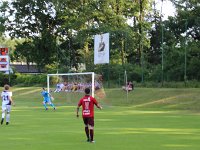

{"left": 41, "top": 88, "right": 56, "bottom": 110}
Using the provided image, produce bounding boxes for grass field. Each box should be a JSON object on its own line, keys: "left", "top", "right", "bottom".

{"left": 0, "top": 87, "right": 200, "bottom": 150}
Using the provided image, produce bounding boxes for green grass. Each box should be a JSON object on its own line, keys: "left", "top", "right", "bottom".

{"left": 0, "top": 87, "right": 200, "bottom": 150}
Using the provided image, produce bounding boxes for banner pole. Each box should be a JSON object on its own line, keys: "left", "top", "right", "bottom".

{"left": 8, "top": 48, "right": 10, "bottom": 85}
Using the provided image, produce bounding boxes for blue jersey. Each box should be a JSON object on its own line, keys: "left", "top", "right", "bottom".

{"left": 41, "top": 91, "right": 50, "bottom": 102}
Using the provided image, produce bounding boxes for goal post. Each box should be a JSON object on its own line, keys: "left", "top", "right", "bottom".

{"left": 47, "top": 72, "right": 95, "bottom": 97}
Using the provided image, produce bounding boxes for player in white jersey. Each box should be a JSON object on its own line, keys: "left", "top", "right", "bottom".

{"left": 1, "top": 84, "right": 14, "bottom": 125}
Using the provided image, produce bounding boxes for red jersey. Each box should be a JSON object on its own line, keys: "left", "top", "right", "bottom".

{"left": 78, "top": 95, "right": 98, "bottom": 118}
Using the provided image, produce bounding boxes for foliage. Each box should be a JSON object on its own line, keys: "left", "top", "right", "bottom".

{"left": 0, "top": 1, "right": 8, "bottom": 36}
{"left": 14, "top": 73, "right": 46, "bottom": 86}
{"left": 4, "top": 0, "right": 152, "bottom": 70}
{"left": 6, "top": 0, "right": 58, "bottom": 69}
{"left": 0, "top": 72, "right": 17, "bottom": 86}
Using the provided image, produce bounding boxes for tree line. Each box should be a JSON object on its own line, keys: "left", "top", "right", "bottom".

{"left": 0, "top": 0, "right": 199, "bottom": 83}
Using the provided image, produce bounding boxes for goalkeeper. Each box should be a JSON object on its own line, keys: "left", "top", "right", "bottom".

{"left": 41, "top": 88, "right": 56, "bottom": 111}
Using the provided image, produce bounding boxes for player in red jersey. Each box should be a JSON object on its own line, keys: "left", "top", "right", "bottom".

{"left": 76, "top": 88, "right": 102, "bottom": 143}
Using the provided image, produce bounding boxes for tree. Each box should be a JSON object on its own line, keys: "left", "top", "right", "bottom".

{"left": 163, "top": 0, "right": 200, "bottom": 81}
{"left": 57, "top": 0, "right": 152, "bottom": 70}
{"left": 0, "top": 1, "right": 8, "bottom": 36}
{"left": 6, "top": 0, "right": 59, "bottom": 69}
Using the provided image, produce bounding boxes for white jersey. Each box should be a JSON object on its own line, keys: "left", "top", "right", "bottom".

{"left": 1, "top": 90, "right": 12, "bottom": 105}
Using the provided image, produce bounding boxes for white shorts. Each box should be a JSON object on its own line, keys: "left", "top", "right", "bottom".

{"left": 2, "top": 104, "right": 11, "bottom": 113}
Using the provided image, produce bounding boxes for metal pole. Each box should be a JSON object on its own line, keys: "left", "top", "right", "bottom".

{"left": 161, "top": 23, "right": 164, "bottom": 86}
{"left": 8, "top": 48, "right": 10, "bottom": 85}
{"left": 57, "top": 42, "right": 59, "bottom": 74}
{"left": 107, "top": 64, "right": 110, "bottom": 88}
{"left": 139, "top": 0, "right": 144, "bottom": 83}
{"left": 119, "top": 73, "right": 120, "bottom": 88}
{"left": 161, "top": 0, "right": 164, "bottom": 86}
{"left": 184, "top": 19, "right": 188, "bottom": 86}
{"left": 124, "top": 70, "right": 128, "bottom": 102}
{"left": 92, "top": 72, "right": 95, "bottom": 97}
{"left": 141, "top": 46, "right": 144, "bottom": 83}
{"left": 47, "top": 75, "right": 50, "bottom": 93}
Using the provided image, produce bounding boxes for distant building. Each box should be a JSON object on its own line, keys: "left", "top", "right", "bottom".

{"left": 11, "top": 64, "right": 43, "bottom": 74}
{"left": 10, "top": 62, "right": 43, "bottom": 74}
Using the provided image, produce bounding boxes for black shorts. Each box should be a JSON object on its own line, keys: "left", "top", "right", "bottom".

{"left": 83, "top": 117, "right": 94, "bottom": 127}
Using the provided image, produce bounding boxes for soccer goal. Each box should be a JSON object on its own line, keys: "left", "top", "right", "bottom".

{"left": 47, "top": 72, "right": 104, "bottom": 104}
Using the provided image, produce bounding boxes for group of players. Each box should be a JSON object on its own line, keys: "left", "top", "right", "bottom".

{"left": 1, "top": 84, "right": 102, "bottom": 143}
{"left": 54, "top": 81, "right": 101, "bottom": 93}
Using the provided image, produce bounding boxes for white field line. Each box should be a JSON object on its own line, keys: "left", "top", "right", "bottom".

{"left": 134, "top": 93, "right": 194, "bottom": 107}
{"left": 14, "top": 88, "right": 41, "bottom": 96}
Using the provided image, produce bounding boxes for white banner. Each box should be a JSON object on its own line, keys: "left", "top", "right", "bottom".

{"left": 0, "top": 55, "right": 9, "bottom": 71}
{"left": 94, "top": 33, "right": 109, "bottom": 64}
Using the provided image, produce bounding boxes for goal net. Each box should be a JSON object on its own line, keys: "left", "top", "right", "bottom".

{"left": 47, "top": 72, "right": 105, "bottom": 105}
